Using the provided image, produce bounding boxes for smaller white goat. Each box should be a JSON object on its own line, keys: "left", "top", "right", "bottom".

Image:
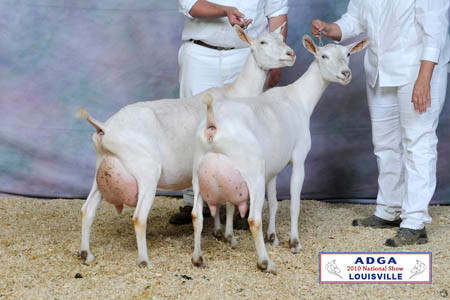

{"left": 191, "top": 35, "right": 368, "bottom": 274}
{"left": 77, "top": 24, "right": 295, "bottom": 268}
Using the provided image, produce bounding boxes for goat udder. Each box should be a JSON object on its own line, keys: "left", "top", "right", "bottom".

{"left": 198, "top": 153, "right": 249, "bottom": 217}
{"left": 96, "top": 155, "right": 138, "bottom": 208}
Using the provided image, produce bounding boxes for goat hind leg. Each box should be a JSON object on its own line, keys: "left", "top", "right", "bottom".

{"left": 212, "top": 207, "right": 223, "bottom": 240}
{"left": 248, "top": 176, "right": 277, "bottom": 274}
{"left": 130, "top": 163, "right": 161, "bottom": 269}
{"left": 224, "top": 202, "right": 237, "bottom": 247}
{"left": 192, "top": 175, "right": 206, "bottom": 267}
{"left": 80, "top": 180, "right": 102, "bottom": 265}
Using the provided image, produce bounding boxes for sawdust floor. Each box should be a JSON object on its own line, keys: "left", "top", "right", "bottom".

{"left": 0, "top": 196, "right": 449, "bottom": 300}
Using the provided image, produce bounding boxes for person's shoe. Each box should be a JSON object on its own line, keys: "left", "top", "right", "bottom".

{"left": 169, "top": 206, "right": 211, "bottom": 225}
{"left": 385, "top": 227, "right": 428, "bottom": 247}
{"left": 352, "top": 215, "right": 401, "bottom": 228}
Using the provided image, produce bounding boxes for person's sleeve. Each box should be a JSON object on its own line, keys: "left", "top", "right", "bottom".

{"left": 334, "top": 0, "right": 364, "bottom": 42}
{"left": 416, "top": 0, "right": 450, "bottom": 63}
{"left": 178, "top": 0, "right": 198, "bottom": 19}
{"left": 265, "top": 0, "right": 288, "bottom": 19}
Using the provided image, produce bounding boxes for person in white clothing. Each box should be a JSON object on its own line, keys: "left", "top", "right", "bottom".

{"left": 170, "top": 0, "right": 288, "bottom": 225}
{"left": 312, "top": 0, "right": 450, "bottom": 246}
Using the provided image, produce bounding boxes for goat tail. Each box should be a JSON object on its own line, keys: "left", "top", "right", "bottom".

{"left": 203, "top": 93, "right": 217, "bottom": 143}
{"left": 76, "top": 108, "right": 107, "bottom": 135}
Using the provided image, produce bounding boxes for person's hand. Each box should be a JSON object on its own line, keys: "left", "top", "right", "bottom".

{"left": 311, "top": 19, "right": 329, "bottom": 38}
{"left": 266, "top": 68, "right": 281, "bottom": 89}
{"left": 412, "top": 75, "right": 431, "bottom": 114}
{"left": 224, "top": 6, "right": 252, "bottom": 28}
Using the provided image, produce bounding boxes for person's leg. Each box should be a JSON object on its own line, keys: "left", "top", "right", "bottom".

{"left": 353, "top": 80, "right": 404, "bottom": 228}
{"left": 385, "top": 64, "right": 448, "bottom": 246}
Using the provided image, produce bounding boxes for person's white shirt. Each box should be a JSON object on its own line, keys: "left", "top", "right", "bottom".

{"left": 178, "top": 0, "right": 288, "bottom": 49}
{"left": 335, "top": 0, "right": 450, "bottom": 87}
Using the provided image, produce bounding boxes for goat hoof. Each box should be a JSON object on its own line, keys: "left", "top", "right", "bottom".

{"left": 224, "top": 235, "right": 238, "bottom": 247}
{"left": 257, "top": 259, "right": 277, "bottom": 275}
{"left": 80, "top": 250, "right": 88, "bottom": 260}
{"left": 192, "top": 255, "right": 206, "bottom": 268}
{"left": 212, "top": 229, "right": 224, "bottom": 240}
{"left": 137, "top": 260, "right": 152, "bottom": 269}
{"left": 289, "top": 238, "right": 302, "bottom": 254}
{"left": 267, "top": 233, "right": 279, "bottom": 246}
{"left": 80, "top": 250, "right": 95, "bottom": 265}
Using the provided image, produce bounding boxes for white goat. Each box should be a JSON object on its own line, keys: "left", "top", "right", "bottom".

{"left": 191, "top": 35, "right": 368, "bottom": 274}
{"left": 77, "top": 24, "right": 295, "bottom": 268}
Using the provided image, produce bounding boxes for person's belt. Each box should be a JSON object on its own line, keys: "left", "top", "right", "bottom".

{"left": 189, "top": 39, "right": 235, "bottom": 51}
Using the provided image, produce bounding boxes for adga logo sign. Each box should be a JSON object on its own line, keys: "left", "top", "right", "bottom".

{"left": 319, "top": 252, "right": 431, "bottom": 284}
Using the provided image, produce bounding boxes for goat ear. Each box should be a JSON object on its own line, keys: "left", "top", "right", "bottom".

{"left": 272, "top": 21, "right": 286, "bottom": 34}
{"left": 234, "top": 25, "right": 251, "bottom": 45}
{"left": 348, "top": 39, "right": 369, "bottom": 54}
{"left": 302, "top": 35, "right": 317, "bottom": 55}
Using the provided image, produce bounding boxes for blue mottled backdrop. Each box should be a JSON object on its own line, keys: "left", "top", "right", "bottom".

{"left": 0, "top": 0, "right": 449, "bottom": 203}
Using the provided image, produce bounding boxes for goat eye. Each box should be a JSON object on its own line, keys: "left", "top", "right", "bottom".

{"left": 260, "top": 41, "right": 266, "bottom": 45}
{"left": 321, "top": 55, "right": 329, "bottom": 59}
{"left": 347, "top": 53, "right": 351, "bottom": 57}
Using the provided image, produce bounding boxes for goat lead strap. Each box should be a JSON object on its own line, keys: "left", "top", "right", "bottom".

{"left": 242, "top": 18, "right": 249, "bottom": 32}
{"left": 318, "top": 31, "right": 324, "bottom": 47}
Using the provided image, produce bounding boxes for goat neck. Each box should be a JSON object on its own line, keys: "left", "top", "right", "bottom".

{"left": 291, "top": 60, "right": 329, "bottom": 117}
{"left": 227, "top": 52, "right": 268, "bottom": 97}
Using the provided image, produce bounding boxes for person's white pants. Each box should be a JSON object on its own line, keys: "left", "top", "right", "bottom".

{"left": 178, "top": 41, "right": 251, "bottom": 206}
{"left": 368, "top": 64, "right": 448, "bottom": 230}
{"left": 178, "top": 41, "right": 251, "bottom": 98}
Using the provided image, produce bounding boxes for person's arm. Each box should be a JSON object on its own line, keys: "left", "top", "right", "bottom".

{"left": 412, "top": 0, "right": 449, "bottom": 114}
{"left": 311, "top": 0, "right": 363, "bottom": 42}
{"left": 266, "top": 14, "right": 288, "bottom": 89}
{"left": 311, "top": 21, "right": 342, "bottom": 41}
{"left": 269, "top": 14, "right": 287, "bottom": 39}
{"left": 412, "top": 61, "right": 436, "bottom": 114}
{"left": 179, "top": 0, "right": 251, "bottom": 27}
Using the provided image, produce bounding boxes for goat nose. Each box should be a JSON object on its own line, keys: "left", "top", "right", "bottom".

{"left": 342, "top": 70, "right": 351, "bottom": 78}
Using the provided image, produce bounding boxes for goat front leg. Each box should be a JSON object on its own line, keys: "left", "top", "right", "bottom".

{"left": 289, "top": 164, "right": 305, "bottom": 254}
{"left": 192, "top": 175, "right": 206, "bottom": 268}
{"left": 224, "top": 202, "right": 237, "bottom": 247}
{"left": 266, "top": 176, "right": 279, "bottom": 246}
{"left": 80, "top": 179, "right": 102, "bottom": 265}
{"left": 248, "top": 176, "right": 277, "bottom": 274}
{"left": 130, "top": 163, "right": 161, "bottom": 268}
